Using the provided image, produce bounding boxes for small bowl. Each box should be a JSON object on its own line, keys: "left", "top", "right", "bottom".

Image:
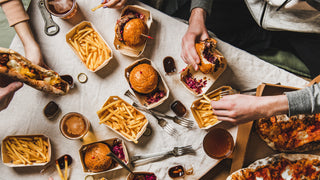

{"left": 113, "top": 5, "right": 153, "bottom": 57}
{"left": 127, "top": 172, "right": 157, "bottom": 180}
{"left": 1, "top": 134, "right": 51, "bottom": 167}
{"left": 191, "top": 86, "right": 233, "bottom": 129}
{"left": 66, "top": 21, "right": 113, "bottom": 72}
{"left": 168, "top": 165, "right": 185, "bottom": 178}
{"left": 79, "top": 138, "right": 129, "bottom": 174}
{"left": 59, "top": 112, "right": 90, "bottom": 140}
{"left": 124, "top": 58, "right": 169, "bottom": 109}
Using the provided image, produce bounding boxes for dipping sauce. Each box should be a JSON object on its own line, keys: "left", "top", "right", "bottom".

{"left": 61, "top": 75, "right": 74, "bottom": 88}
{"left": 203, "top": 128, "right": 234, "bottom": 159}
{"left": 60, "top": 112, "right": 89, "bottom": 139}
{"left": 168, "top": 165, "right": 185, "bottom": 178}
{"left": 171, "top": 100, "right": 187, "bottom": 117}
{"left": 127, "top": 172, "right": 157, "bottom": 180}
{"left": 57, "top": 154, "right": 72, "bottom": 169}
{"left": 163, "top": 56, "right": 176, "bottom": 74}
{"left": 43, "top": 101, "right": 60, "bottom": 119}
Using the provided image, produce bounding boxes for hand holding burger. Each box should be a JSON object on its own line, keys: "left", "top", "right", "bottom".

{"left": 181, "top": 8, "right": 210, "bottom": 71}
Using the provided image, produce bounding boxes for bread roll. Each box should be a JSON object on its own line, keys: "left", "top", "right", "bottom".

{"left": 84, "top": 143, "right": 112, "bottom": 172}
{"left": 122, "top": 18, "right": 148, "bottom": 47}
{"left": 129, "top": 64, "right": 158, "bottom": 94}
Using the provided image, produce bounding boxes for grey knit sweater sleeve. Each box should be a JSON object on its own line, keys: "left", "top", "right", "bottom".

{"left": 286, "top": 83, "right": 320, "bottom": 116}
{"left": 191, "top": 0, "right": 213, "bottom": 15}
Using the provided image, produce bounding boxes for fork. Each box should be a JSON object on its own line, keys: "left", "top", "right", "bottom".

{"left": 124, "top": 90, "right": 141, "bottom": 104}
{"left": 125, "top": 90, "right": 194, "bottom": 129}
{"left": 215, "top": 89, "right": 235, "bottom": 99}
{"left": 125, "top": 90, "right": 178, "bottom": 136}
{"left": 134, "top": 102, "right": 194, "bottom": 129}
{"left": 131, "top": 145, "right": 194, "bottom": 162}
{"left": 133, "top": 102, "right": 179, "bottom": 137}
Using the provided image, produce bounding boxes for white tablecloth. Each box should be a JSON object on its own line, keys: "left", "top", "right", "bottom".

{"left": 0, "top": 0, "right": 308, "bottom": 179}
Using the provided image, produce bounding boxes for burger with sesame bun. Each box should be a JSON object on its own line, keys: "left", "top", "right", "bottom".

{"left": 115, "top": 13, "right": 148, "bottom": 47}
{"left": 129, "top": 63, "right": 158, "bottom": 94}
{"left": 84, "top": 143, "right": 113, "bottom": 172}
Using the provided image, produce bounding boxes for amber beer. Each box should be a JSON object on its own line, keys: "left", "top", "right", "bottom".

{"left": 60, "top": 112, "right": 90, "bottom": 139}
{"left": 45, "top": 0, "right": 78, "bottom": 19}
{"left": 203, "top": 128, "right": 234, "bottom": 159}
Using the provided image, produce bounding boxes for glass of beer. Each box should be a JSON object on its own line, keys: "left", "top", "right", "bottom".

{"left": 203, "top": 128, "right": 234, "bottom": 159}
{"left": 59, "top": 112, "right": 90, "bottom": 140}
{"left": 44, "top": 0, "right": 78, "bottom": 19}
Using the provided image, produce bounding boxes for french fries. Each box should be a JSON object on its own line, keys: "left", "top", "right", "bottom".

{"left": 192, "top": 92, "right": 224, "bottom": 128}
{"left": 97, "top": 96, "right": 148, "bottom": 143}
{"left": 68, "top": 24, "right": 111, "bottom": 71}
{"left": 3, "top": 136, "right": 50, "bottom": 165}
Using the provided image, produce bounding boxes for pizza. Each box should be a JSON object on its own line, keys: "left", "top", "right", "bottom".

{"left": 255, "top": 113, "right": 320, "bottom": 152}
{"left": 0, "top": 47, "right": 69, "bottom": 95}
{"left": 227, "top": 153, "right": 320, "bottom": 180}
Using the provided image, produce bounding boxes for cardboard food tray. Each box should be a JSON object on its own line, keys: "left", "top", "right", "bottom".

{"left": 98, "top": 96, "right": 148, "bottom": 143}
{"left": 231, "top": 83, "right": 301, "bottom": 172}
{"left": 79, "top": 138, "right": 129, "bottom": 174}
{"left": 66, "top": 21, "right": 113, "bottom": 72}
{"left": 113, "top": 5, "right": 152, "bottom": 57}
{"left": 191, "top": 86, "right": 233, "bottom": 129}
{"left": 180, "top": 54, "right": 227, "bottom": 96}
{"left": 1, "top": 134, "right": 51, "bottom": 167}
{"left": 124, "top": 58, "right": 170, "bottom": 109}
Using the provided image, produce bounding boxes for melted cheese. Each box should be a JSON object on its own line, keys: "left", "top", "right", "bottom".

{"left": 281, "top": 166, "right": 292, "bottom": 179}
{"left": 7, "top": 59, "right": 21, "bottom": 71}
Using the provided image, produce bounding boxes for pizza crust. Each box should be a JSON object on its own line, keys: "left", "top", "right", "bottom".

{"left": 227, "top": 153, "right": 320, "bottom": 180}
{"left": 0, "top": 47, "right": 69, "bottom": 95}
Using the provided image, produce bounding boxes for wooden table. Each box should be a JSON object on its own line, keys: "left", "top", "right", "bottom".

{"left": 0, "top": 0, "right": 308, "bottom": 179}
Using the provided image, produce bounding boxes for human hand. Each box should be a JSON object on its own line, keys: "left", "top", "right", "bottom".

{"left": 0, "top": 75, "right": 23, "bottom": 111}
{"left": 181, "top": 8, "right": 209, "bottom": 71}
{"left": 24, "top": 43, "right": 49, "bottom": 69}
{"left": 102, "top": 0, "right": 127, "bottom": 9}
{"left": 13, "top": 22, "right": 49, "bottom": 69}
{"left": 210, "top": 94, "right": 289, "bottom": 125}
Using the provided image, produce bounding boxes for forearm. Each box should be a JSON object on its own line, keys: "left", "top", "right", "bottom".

{"left": 189, "top": 8, "right": 207, "bottom": 27}
{"left": 14, "top": 22, "right": 39, "bottom": 50}
{"left": 258, "top": 95, "right": 289, "bottom": 118}
{"left": 286, "top": 83, "right": 320, "bottom": 116}
{"left": 190, "top": 0, "right": 213, "bottom": 15}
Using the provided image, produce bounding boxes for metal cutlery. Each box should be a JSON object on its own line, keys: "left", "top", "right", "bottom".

{"left": 125, "top": 90, "right": 178, "bottom": 136}
{"left": 107, "top": 152, "right": 133, "bottom": 174}
{"left": 125, "top": 90, "right": 194, "bottom": 129}
{"left": 133, "top": 103, "right": 178, "bottom": 137}
{"left": 124, "top": 90, "right": 141, "bottom": 104}
{"left": 131, "top": 145, "right": 194, "bottom": 162}
{"left": 133, "top": 102, "right": 194, "bottom": 129}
